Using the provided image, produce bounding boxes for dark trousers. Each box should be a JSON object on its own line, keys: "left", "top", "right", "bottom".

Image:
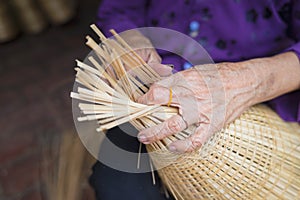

{"left": 89, "top": 125, "right": 174, "bottom": 200}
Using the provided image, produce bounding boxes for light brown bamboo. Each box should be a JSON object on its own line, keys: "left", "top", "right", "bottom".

{"left": 70, "top": 24, "right": 300, "bottom": 200}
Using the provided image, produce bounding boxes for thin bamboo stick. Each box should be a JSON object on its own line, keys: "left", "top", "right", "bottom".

{"left": 70, "top": 24, "right": 300, "bottom": 200}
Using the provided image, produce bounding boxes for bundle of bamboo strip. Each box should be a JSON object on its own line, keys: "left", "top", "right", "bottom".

{"left": 71, "top": 24, "right": 300, "bottom": 200}
{"left": 41, "top": 131, "right": 96, "bottom": 200}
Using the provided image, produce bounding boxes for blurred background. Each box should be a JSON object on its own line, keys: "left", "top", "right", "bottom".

{"left": 0, "top": 0, "right": 102, "bottom": 199}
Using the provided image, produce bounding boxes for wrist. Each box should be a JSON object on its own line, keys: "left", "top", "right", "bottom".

{"left": 241, "top": 58, "right": 271, "bottom": 105}
{"left": 240, "top": 52, "right": 300, "bottom": 104}
{"left": 217, "top": 62, "right": 258, "bottom": 108}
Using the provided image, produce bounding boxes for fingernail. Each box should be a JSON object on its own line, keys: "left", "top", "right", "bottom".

{"left": 138, "top": 134, "right": 148, "bottom": 143}
{"left": 168, "top": 145, "right": 177, "bottom": 152}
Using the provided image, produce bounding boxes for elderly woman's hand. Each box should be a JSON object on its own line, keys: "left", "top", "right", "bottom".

{"left": 137, "top": 63, "right": 257, "bottom": 152}
{"left": 137, "top": 52, "right": 300, "bottom": 153}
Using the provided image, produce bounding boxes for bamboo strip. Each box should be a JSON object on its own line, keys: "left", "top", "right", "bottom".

{"left": 71, "top": 24, "right": 300, "bottom": 200}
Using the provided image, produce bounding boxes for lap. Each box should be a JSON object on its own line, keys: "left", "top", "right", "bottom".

{"left": 89, "top": 125, "right": 173, "bottom": 200}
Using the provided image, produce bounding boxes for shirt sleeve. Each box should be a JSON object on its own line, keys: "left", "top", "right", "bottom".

{"left": 96, "top": 0, "right": 148, "bottom": 36}
{"left": 268, "top": 0, "right": 300, "bottom": 123}
{"left": 285, "top": 0, "right": 300, "bottom": 59}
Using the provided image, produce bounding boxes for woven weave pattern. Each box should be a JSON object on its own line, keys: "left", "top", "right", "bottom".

{"left": 71, "top": 26, "right": 300, "bottom": 200}
{"left": 150, "top": 105, "right": 300, "bottom": 199}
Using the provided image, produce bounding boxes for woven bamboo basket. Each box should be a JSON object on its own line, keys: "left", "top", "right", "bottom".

{"left": 0, "top": 0, "right": 19, "bottom": 42}
{"left": 150, "top": 105, "right": 300, "bottom": 199}
{"left": 10, "top": 0, "right": 47, "bottom": 34}
{"left": 37, "top": 0, "right": 76, "bottom": 25}
{"left": 71, "top": 25, "right": 300, "bottom": 200}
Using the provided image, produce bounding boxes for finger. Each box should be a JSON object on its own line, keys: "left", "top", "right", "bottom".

{"left": 137, "top": 72, "right": 185, "bottom": 105}
{"left": 137, "top": 84, "right": 180, "bottom": 105}
{"left": 156, "top": 70, "right": 195, "bottom": 90}
{"left": 137, "top": 114, "right": 188, "bottom": 144}
{"left": 147, "top": 50, "right": 172, "bottom": 76}
{"left": 137, "top": 84, "right": 169, "bottom": 105}
{"left": 132, "top": 49, "right": 149, "bottom": 64}
{"left": 147, "top": 49, "right": 161, "bottom": 63}
{"left": 148, "top": 62, "right": 173, "bottom": 77}
{"left": 168, "top": 124, "right": 211, "bottom": 153}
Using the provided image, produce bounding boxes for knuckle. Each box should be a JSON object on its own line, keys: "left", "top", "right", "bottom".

{"left": 147, "top": 126, "right": 163, "bottom": 141}
{"left": 154, "top": 129, "right": 162, "bottom": 140}
{"left": 191, "top": 136, "right": 203, "bottom": 150}
{"left": 183, "top": 139, "right": 194, "bottom": 152}
{"left": 148, "top": 129, "right": 157, "bottom": 139}
{"left": 149, "top": 86, "right": 163, "bottom": 103}
{"left": 184, "top": 68, "right": 197, "bottom": 77}
{"left": 167, "top": 119, "right": 182, "bottom": 133}
{"left": 147, "top": 91, "right": 155, "bottom": 103}
{"left": 157, "top": 127, "right": 168, "bottom": 140}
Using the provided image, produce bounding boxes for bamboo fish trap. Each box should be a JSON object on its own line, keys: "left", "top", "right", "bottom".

{"left": 71, "top": 24, "right": 300, "bottom": 200}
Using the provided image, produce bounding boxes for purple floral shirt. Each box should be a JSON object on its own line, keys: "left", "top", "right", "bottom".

{"left": 97, "top": 0, "right": 300, "bottom": 122}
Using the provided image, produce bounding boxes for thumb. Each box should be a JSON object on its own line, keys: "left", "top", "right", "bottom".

{"left": 147, "top": 50, "right": 173, "bottom": 76}
{"left": 148, "top": 62, "right": 173, "bottom": 77}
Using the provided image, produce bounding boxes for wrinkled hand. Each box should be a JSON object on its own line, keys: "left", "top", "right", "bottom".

{"left": 120, "top": 30, "right": 172, "bottom": 76}
{"left": 137, "top": 63, "right": 258, "bottom": 153}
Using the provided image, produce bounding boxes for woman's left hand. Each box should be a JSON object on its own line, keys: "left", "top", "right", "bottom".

{"left": 119, "top": 30, "right": 173, "bottom": 77}
{"left": 137, "top": 62, "right": 259, "bottom": 153}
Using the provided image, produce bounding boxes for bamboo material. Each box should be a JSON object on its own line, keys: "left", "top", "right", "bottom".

{"left": 41, "top": 131, "right": 96, "bottom": 200}
{"left": 10, "top": 0, "right": 47, "bottom": 34}
{"left": 0, "top": 0, "right": 19, "bottom": 42}
{"left": 37, "top": 0, "right": 75, "bottom": 25}
{"left": 71, "top": 24, "right": 300, "bottom": 200}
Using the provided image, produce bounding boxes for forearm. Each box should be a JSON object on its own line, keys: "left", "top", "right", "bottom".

{"left": 242, "top": 52, "right": 300, "bottom": 105}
